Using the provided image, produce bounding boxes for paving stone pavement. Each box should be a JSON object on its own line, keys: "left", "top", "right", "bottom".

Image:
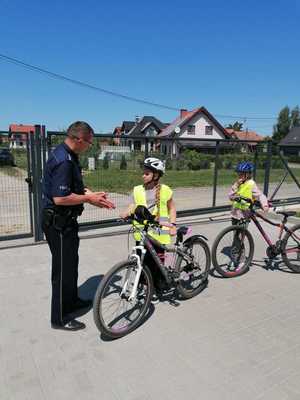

{"left": 1, "top": 214, "right": 300, "bottom": 400}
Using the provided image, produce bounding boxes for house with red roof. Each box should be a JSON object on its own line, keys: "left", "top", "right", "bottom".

{"left": 225, "top": 129, "right": 264, "bottom": 151}
{"left": 9, "top": 124, "right": 35, "bottom": 149}
{"left": 157, "top": 107, "right": 231, "bottom": 157}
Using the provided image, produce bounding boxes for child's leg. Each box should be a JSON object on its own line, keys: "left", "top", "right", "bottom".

{"left": 143, "top": 245, "right": 166, "bottom": 291}
{"left": 231, "top": 218, "right": 249, "bottom": 266}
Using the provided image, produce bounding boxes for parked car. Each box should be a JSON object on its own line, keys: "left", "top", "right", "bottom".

{"left": 0, "top": 148, "right": 15, "bottom": 166}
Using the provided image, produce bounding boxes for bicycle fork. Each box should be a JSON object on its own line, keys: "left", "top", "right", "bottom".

{"left": 121, "top": 246, "right": 146, "bottom": 302}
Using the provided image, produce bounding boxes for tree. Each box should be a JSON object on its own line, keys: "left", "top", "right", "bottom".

{"left": 291, "top": 106, "right": 300, "bottom": 129}
{"left": 272, "top": 105, "right": 300, "bottom": 142}
{"left": 226, "top": 121, "right": 243, "bottom": 131}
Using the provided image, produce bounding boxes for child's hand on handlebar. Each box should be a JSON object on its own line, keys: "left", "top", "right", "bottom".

{"left": 169, "top": 225, "right": 177, "bottom": 236}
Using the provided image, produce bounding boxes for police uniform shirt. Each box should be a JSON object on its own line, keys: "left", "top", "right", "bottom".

{"left": 42, "top": 143, "right": 84, "bottom": 211}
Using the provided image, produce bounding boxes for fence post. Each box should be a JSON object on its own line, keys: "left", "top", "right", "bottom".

{"left": 263, "top": 140, "right": 272, "bottom": 196}
{"left": 41, "top": 125, "right": 47, "bottom": 169}
{"left": 253, "top": 145, "right": 258, "bottom": 181}
{"left": 212, "top": 140, "right": 220, "bottom": 207}
{"left": 26, "top": 134, "right": 34, "bottom": 236}
{"left": 145, "top": 138, "right": 149, "bottom": 158}
{"left": 47, "top": 132, "right": 52, "bottom": 158}
{"left": 31, "top": 125, "right": 44, "bottom": 241}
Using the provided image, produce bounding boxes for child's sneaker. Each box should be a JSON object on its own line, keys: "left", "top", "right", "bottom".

{"left": 235, "top": 262, "right": 245, "bottom": 272}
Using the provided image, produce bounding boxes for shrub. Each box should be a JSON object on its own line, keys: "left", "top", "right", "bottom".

{"left": 165, "top": 157, "right": 173, "bottom": 171}
{"left": 183, "top": 149, "right": 213, "bottom": 170}
{"left": 175, "top": 159, "right": 186, "bottom": 170}
{"left": 223, "top": 159, "right": 234, "bottom": 169}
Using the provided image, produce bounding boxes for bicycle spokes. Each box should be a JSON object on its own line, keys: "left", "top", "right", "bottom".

{"left": 100, "top": 267, "right": 149, "bottom": 333}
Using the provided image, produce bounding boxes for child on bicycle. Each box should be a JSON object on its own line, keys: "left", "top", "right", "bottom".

{"left": 120, "top": 157, "right": 177, "bottom": 302}
{"left": 228, "top": 161, "right": 269, "bottom": 269}
{"left": 229, "top": 161, "right": 269, "bottom": 222}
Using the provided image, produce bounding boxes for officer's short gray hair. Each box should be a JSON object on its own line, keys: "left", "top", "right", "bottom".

{"left": 67, "top": 121, "right": 94, "bottom": 138}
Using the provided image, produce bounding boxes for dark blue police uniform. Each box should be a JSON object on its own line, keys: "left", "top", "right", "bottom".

{"left": 42, "top": 143, "right": 85, "bottom": 325}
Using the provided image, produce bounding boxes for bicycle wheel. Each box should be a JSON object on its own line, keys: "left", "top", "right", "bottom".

{"left": 212, "top": 225, "right": 254, "bottom": 277}
{"left": 93, "top": 261, "right": 153, "bottom": 339}
{"left": 176, "top": 236, "right": 210, "bottom": 299}
{"left": 282, "top": 223, "right": 300, "bottom": 273}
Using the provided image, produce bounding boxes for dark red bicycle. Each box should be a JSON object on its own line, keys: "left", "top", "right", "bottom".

{"left": 212, "top": 196, "right": 300, "bottom": 277}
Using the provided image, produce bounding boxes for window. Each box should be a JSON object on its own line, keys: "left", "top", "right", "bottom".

{"left": 146, "top": 127, "right": 157, "bottom": 137}
{"left": 205, "top": 125, "right": 213, "bottom": 135}
{"left": 187, "top": 125, "right": 195, "bottom": 135}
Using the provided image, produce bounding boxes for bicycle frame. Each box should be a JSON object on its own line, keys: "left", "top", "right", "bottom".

{"left": 249, "top": 209, "right": 300, "bottom": 248}
{"left": 124, "top": 224, "right": 192, "bottom": 300}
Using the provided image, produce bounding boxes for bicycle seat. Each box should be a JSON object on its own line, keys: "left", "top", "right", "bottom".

{"left": 276, "top": 211, "right": 297, "bottom": 217}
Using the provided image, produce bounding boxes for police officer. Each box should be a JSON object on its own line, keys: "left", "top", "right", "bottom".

{"left": 42, "top": 121, "right": 115, "bottom": 331}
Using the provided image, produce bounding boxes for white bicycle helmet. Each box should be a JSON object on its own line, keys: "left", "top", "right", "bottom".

{"left": 143, "top": 157, "right": 165, "bottom": 175}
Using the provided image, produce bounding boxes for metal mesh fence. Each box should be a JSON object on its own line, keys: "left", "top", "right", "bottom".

{"left": 269, "top": 146, "right": 300, "bottom": 202}
{"left": 47, "top": 133, "right": 300, "bottom": 226}
{"left": 1, "top": 128, "right": 300, "bottom": 241}
{"left": 0, "top": 133, "right": 32, "bottom": 238}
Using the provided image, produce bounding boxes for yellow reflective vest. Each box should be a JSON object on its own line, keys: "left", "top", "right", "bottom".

{"left": 133, "top": 184, "right": 173, "bottom": 244}
{"left": 232, "top": 179, "right": 255, "bottom": 210}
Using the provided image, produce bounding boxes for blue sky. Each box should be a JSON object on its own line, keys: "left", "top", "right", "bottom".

{"left": 0, "top": 0, "right": 299, "bottom": 135}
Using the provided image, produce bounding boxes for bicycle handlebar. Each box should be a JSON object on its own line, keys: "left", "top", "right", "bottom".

{"left": 233, "top": 195, "right": 252, "bottom": 204}
{"left": 120, "top": 215, "right": 161, "bottom": 228}
{"left": 233, "top": 196, "right": 262, "bottom": 210}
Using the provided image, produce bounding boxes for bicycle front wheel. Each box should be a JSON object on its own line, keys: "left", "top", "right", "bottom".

{"left": 212, "top": 225, "right": 254, "bottom": 277}
{"left": 282, "top": 223, "right": 300, "bottom": 273}
{"left": 93, "top": 261, "right": 153, "bottom": 339}
{"left": 176, "top": 236, "right": 210, "bottom": 299}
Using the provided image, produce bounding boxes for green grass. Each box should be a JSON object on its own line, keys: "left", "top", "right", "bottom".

{"left": 83, "top": 168, "right": 300, "bottom": 193}
{"left": 2, "top": 157, "right": 300, "bottom": 194}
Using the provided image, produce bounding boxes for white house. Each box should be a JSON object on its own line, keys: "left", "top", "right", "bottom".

{"left": 98, "top": 145, "right": 131, "bottom": 161}
{"left": 158, "top": 107, "right": 230, "bottom": 157}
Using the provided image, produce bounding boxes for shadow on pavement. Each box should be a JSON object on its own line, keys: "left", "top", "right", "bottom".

{"left": 68, "top": 274, "right": 104, "bottom": 319}
{"left": 252, "top": 259, "right": 299, "bottom": 274}
{"left": 100, "top": 303, "right": 155, "bottom": 342}
{"left": 79, "top": 274, "right": 104, "bottom": 299}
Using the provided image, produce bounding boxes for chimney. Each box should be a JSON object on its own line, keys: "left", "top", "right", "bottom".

{"left": 180, "top": 109, "right": 189, "bottom": 118}
{"left": 135, "top": 115, "right": 141, "bottom": 124}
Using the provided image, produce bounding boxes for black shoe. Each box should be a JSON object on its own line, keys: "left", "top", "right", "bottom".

{"left": 51, "top": 319, "right": 86, "bottom": 331}
{"left": 73, "top": 298, "right": 93, "bottom": 311}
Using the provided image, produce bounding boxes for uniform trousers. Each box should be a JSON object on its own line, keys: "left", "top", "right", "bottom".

{"left": 43, "top": 220, "right": 79, "bottom": 325}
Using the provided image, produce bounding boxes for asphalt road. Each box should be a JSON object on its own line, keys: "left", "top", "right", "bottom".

{"left": 1, "top": 215, "right": 300, "bottom": 400}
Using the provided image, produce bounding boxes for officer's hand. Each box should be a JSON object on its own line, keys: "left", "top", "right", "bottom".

{"left": 85, "top": 188, "right": 107, "bottom": 198}
{"left": 93, "top": 191, "right": 107, "bottom": 198}
{"left": 88, "top": 193, "right": 115, "bottom": 209}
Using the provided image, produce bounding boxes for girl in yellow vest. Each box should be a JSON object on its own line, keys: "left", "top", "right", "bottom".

{"left": 228, "top": 161, "right": 269, "bottom": 271}
{"left": 121, "top": 157, "right": 176, "bottom": 301}
{"left": 229, "top": 161, "right": 269, "bottom": 223}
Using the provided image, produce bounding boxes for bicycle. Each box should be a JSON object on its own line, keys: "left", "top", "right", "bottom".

{"left": 211, "top": 196, "right": 300, "bottom": 277}
{"left": 93, "top": 205, "right": 210, "bottom": 339}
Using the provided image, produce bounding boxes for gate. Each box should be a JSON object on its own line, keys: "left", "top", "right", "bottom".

{"left": 0, "top": 130, "right": 34, "bottom": 240}
{"left": 1, "top": 126, "right": 300, "bottom": 242}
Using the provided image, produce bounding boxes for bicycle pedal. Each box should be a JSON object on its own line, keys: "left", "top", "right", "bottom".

{"left": 168, "top": 299, "right": 180, "bottom": 307}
